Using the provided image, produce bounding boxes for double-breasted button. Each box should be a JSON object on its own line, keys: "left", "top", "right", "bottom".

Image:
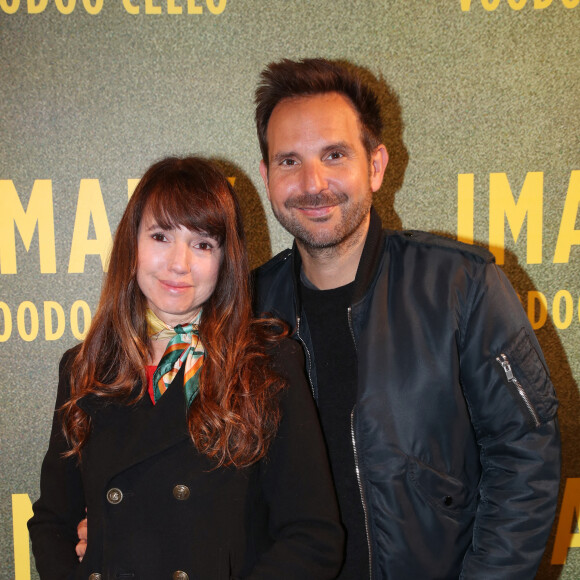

{"left": 173, "top": 484, "right": 190, "bottom": 501}
{"left": 88, "top": 574, "right": 102, "bottom": 580}
{"left": 172, "top": 571, "right": 189, "bottom": 580}
{"left": 106, "top": 487, "right": 123, "bottom": 504}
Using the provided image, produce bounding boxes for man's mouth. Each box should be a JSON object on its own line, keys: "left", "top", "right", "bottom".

{"left": 285, "top": 192, "right": 347, "bottom": 211}
{"left": 297, "top": 205, "right": 335, "bottom": 218}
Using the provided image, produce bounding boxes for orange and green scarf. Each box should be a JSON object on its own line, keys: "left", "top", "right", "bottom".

{"left": 146, "top": 309, "right": 204, "bottom": 405}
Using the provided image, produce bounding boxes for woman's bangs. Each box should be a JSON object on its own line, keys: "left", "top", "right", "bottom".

{"left": 145, "top": 180, "right": 226, "bottom": 243}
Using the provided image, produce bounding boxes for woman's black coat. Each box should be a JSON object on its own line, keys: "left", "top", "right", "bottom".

{"left": 28, "top": 339, "right": 344, "bottom": 580}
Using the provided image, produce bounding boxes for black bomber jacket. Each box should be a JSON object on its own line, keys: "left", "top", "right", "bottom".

{"left": 252, "top": 207, "right": 561, "bottom": 579}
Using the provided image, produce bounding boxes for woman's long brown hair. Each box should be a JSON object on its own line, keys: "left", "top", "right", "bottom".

{"left": 61, "top": 157, "right": 286, "bottom": 468}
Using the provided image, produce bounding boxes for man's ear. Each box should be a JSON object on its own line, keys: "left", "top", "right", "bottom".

{"left": 370, "top": 144, "right": 388, "bottom": 193}
{"left": 259, "top": 160, "right": 271, "bottom": 201}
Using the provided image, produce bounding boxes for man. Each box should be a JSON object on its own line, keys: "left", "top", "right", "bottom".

{"left": 252, "top": 58, "right": 560, "bottom": 579}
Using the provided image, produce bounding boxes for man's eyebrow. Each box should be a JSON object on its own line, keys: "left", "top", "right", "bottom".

{"left": 272, "top": 151, "right": 298, "bottom": 163}
{"left": 322, "top": 141, "right": 353, "bottom": 155}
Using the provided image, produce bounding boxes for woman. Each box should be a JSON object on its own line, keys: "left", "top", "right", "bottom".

{"left": 28, "top": 157, "right": 344, "bottom": 579}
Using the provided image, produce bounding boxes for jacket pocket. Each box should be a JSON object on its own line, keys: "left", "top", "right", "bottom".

{"left": 407, "top": 456, "right": 475, "bottom": 520}
{"left": 494, "top": 327, "right": 558, "bottom": 429}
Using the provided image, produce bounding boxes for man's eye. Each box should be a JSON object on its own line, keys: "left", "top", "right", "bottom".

{"left": 281, "top": 159, "right": 296, "bottom": 166}
{"left": 327, "top": 151, "right": 343, "bottom": 160}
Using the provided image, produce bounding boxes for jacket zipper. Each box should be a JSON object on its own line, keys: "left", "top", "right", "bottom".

{"left": 496, "top": 354, "right": 541, "bottom": 427}
{"left": 347, "top": 306, "right": 372, "bottom": 579}
{"left": 295, "top": 316, "right": 315, "bottom": 398}
{"left": 351, "top": 407, "right": 373, "bottom": 580}
{"left": 347, "top": 306, "right": 358, "bottom": 354}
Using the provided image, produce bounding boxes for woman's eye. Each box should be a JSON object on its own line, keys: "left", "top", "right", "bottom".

{"left": 195, "top": 241, "right": 214, "bottom": 251}
{"left": 151, "top": 233, "right": 167, "bottom": 242}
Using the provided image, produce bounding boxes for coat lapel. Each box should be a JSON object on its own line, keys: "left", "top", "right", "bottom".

{"left": 80, "top": 364, "right": 193, "bottom": 484}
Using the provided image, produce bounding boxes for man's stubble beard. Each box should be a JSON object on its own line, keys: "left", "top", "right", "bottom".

{"left": 272, "top": 188, "right": 373, "bottom": 256}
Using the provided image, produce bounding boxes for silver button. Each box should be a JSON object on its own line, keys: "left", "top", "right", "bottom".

{"left": 89, "top": 574, "right": 102, "bottom": 580}
{"left": 173, "top": 571, "right": 189, "bottom": 580}
{"left": 173, "top": 484, "right": 190, "bottom": 501}
{"left": 106, "top": 487, "right": 123, "bottom": 504}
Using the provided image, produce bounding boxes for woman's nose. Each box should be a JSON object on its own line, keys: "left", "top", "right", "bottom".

{"left": 168, "top": 241, "right": 190, "bottom": 273}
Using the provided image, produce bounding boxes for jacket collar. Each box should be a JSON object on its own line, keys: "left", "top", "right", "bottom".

{"left": 352, "top": 206, "right": 385, "bottom": 305}
{"left": 290, "top": 206, "right": 385, "bottom": 308}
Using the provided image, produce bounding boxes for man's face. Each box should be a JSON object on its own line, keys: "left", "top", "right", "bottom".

{"left": 259, "top": 92, "right": 387, "bottom": 251}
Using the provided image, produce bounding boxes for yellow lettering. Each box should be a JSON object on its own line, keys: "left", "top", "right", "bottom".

{"left": 55, "top": 0, "right": 75, "bottom": 13}
{"left": 0, "top": 302, "right": 13, "bottom": 342}
{"left": 552, "top": 290, "right": 573, "bottom": 329}
{"left": 507, "top": 0, "right": 527, "bottom": 7}
{"left": 68, "top": 180, "right": 112, "bottom": 273}
{"left": 0, "top": 180, "right": 56, "bottom": 274}
{"left": 562, "top": 0, "right": 579, "bottom": 7}
{"left": 460, "top": 0, "right": 473, "bottom": 9}
{"left": 481, "top": 0, "right": 501, "bottom": 9}
{"left": 0, "top": 0, "right": 19, "bottom": 13}
{"left": 534, "top": 0, "right": 553, "bottom": 7}
{"left": 187, "top": 0, "right": 202, "bottom": 13}
{"left": 71, "top": 300, "right": 91, "bottom": 340}
{"left": 145, "top": 0, "right": 161, "bottom": 13}
{"left": 27, "top": 0, "right": 47, "bottom": 13}
{"left": 167, "top": 0, "right": 182, "bottom": 13}
{"left": 527, "top": 291, "right": 547, "bottom": 329}
{"left": 128, "top": 178, "right": 139, "bottom": 199}
{"left": 82, "top": 0, "right": 102, "bottom": 14}
{"left": 122, "top": 0, "right": 139, "bottom": 13}
{"left": 44, "top": 301, "right": 65, "bottom": 341}
{"left": 206, "top": 0, "right": 226, "bottom": 14}
{"left": 554, "top": 171, "right": 580, "bottom": 263}
{"left": 457, "top": 174, "right": 474, "bottom": 244}
{"left": 489, "top": 172, "right": 543, "bottom": 265}
{"left": 12, "top": 494, "right": 33, "bottom": 580}
{"left": 17, "top": 301, "right": 39, "bottom": 342}
{"left": 552, "top": 478, "right": 580, "bottom": 564}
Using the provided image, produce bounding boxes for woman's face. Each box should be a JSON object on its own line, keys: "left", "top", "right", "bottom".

{"left": 136, "top": 210, "right": 223, "bottom": 327}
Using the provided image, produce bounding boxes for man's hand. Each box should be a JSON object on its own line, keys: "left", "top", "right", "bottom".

{"left": 76, "top": 517, "right": 87, "bottom": 561}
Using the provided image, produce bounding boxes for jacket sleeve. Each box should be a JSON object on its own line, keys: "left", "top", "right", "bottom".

{"left": 247, "top": 338, "right": 345, "bottom": 580}
{"left": 458, "top": 262, "right": 560, "bottom": 579}
{"left": 28, "top": 348, "right": 85, "bottom": 580}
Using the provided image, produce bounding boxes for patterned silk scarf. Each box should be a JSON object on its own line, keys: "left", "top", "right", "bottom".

{"left": 146, "top": 309, "right": 205, "bottom": 405}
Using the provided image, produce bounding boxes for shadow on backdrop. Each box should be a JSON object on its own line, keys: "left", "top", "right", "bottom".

{"left": 340, "top": 60, "right": 409, "bottom": 230}
{"left": 212, "top": 158, "right": 272, "bottom": 271}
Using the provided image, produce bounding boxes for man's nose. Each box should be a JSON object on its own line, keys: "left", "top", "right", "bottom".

{"left": 302, "top": 161, "right": 328, "bottom": 194}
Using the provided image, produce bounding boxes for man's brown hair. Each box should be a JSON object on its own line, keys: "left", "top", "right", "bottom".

{"left": 255, "top": 58, "right": 384, "bottom": 166}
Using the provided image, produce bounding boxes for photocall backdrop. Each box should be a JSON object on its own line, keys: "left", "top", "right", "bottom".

{"left": 1, "top": 1, "right": 579, "bottom": 578}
